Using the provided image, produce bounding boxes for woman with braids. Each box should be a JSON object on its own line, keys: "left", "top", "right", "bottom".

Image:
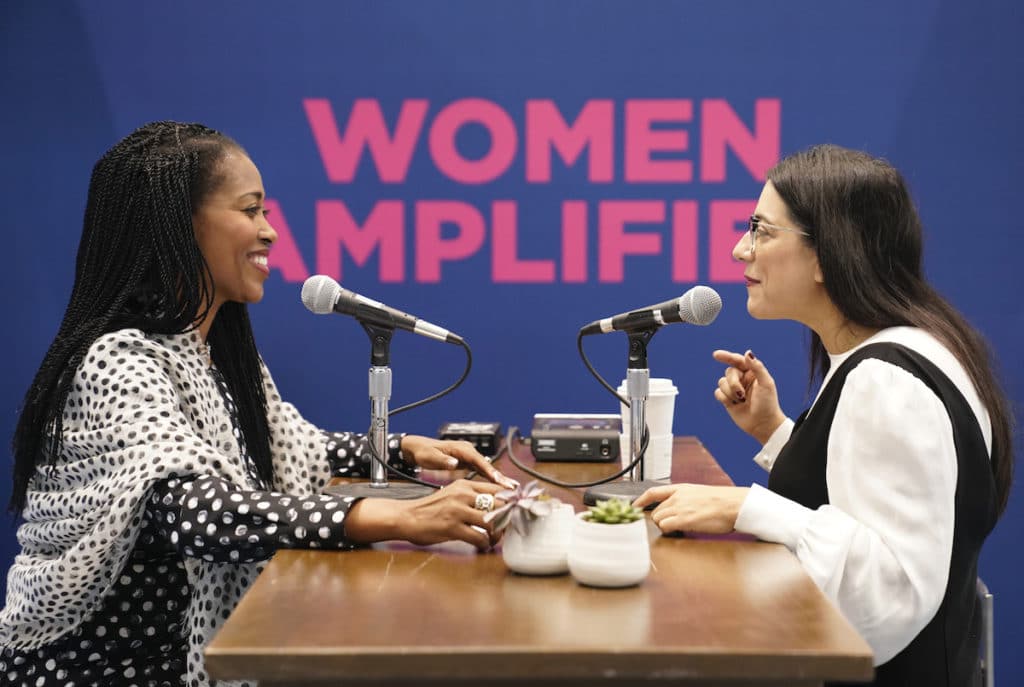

{"left": 0, "top": 121, "right": 515, "bottom": 687}
{"left": 635, "top": 145, "right": 1014, "bottom": 685}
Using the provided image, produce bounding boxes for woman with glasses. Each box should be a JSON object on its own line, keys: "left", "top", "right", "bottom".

{"left": 635, "top": 144, "right": 1013, "bottom": 686}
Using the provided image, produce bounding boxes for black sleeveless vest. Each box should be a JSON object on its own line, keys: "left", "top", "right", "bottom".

{"left": 768, "top": 343, "right": 997, "bottom": 687}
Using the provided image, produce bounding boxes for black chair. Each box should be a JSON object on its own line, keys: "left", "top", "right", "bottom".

{"left": 978, "top": 577, "right": 994, "bottom": 687}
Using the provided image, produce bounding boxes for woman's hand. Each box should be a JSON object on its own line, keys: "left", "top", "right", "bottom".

{"left": 400, "top": 435, "right": 517, "bottom": 489}
{"left": 633, "top": 483, "right": 750, "bottom": 535}
{"left": 346, "top": 479, "right": 506, "bottom": 550}
{"left": 712, "top": 349, "right": 787, "bottom": 444}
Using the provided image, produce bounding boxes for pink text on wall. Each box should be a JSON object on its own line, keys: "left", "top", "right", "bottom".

{"left": 266, "top": 97, "right": 781, "bottom": 285}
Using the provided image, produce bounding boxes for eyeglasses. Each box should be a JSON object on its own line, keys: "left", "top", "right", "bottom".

{"left": 746, "top": 215, "right": 811, "bottom": 255}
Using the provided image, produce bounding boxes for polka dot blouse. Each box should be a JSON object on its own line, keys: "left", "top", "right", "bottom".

{"left": 0, "top": 329, "right": 412, "bottom": 687}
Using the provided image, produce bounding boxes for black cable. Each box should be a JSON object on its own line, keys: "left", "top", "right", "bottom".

{"left": 361, "top": 338, "right": 473, "bottom": 488}
{"left": 358, "top": 332, "right": 655, "bottom": 493}
{"left": 500, "top": 425, "right": 650, "bottom": 489}
{"left": 390, "top": 337, "right": 472, "bottom": 416}
{"left": 363, "top": 419, "right": 444, "bottom": 489}
{"left": 478, "top": 329, "right": 652, "bottom": 491}
{"left": 577, "top": 330, "right": 630, "bottom": 407}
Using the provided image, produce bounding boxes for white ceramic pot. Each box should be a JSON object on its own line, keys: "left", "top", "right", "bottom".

{"left": 501, "top": 503, "right": 574, "bottom": 575}
{"left": 567, "top": 512, "right": 650, "bottom": 588}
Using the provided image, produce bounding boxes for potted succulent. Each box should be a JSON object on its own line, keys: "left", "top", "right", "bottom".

{"left": 485, "top": 480, "right": 575, "bottom": 575}
{"left": 567, "top": 498, "right": 650, "bottom": 587}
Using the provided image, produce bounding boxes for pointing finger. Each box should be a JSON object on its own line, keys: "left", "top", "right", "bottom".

{"left": 712, "top": 349, "right": 748, "bottom": 368}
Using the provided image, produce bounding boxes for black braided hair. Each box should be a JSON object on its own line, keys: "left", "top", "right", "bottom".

{"left": 10, "top": 121, "right": 274, "bottom": 514}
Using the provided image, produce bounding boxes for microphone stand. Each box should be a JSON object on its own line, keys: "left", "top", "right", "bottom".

{"left": 583, "top": 327, "right": 667, "bottom": 506}
{"left": 324, "top": 321, "right": 434, "bottom": 500}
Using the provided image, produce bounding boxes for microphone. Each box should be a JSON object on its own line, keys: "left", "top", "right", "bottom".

{"left": 579, "top": 285, "right": 722, "bottom": 335}
{"left": 301, "top": 275, "right": 464, "bottom": 345}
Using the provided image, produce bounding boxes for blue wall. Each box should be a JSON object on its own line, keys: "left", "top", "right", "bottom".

{"left": 2, "top": 0, "right": 1021, "bottom": 678}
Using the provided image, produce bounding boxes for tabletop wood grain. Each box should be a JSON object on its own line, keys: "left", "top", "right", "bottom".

{"left": 205, "top": 437, "right": 873, "bottom": 686}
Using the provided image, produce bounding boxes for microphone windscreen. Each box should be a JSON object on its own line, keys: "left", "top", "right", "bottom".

{"left": 301, "top": 275, "right": 341, "bottom": 314}
{"left": 679, "top": 286, "right": 722, "bottom": 325}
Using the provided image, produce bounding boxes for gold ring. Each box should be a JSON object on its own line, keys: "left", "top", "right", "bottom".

{"left": 473, "top": 493, "right": 495, "bottom": 512}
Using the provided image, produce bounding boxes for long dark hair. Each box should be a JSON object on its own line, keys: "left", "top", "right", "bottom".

{"left": 767, "top": 144, "right": 1014, "bottom": 516}
{"left": 9, "top": 121, "right": 273, "bottom": 514}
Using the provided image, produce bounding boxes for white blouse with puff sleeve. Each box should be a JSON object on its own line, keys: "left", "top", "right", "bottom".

{"left": 733, "top": 327, "right": 992, "bottom": 666}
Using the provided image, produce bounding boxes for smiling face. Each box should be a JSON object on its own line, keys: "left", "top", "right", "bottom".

{"left": 732, "top": 181, "right": 827, "bottom": 328}
{"left": 192, "top": 150, "right": 277, "bottom": 321}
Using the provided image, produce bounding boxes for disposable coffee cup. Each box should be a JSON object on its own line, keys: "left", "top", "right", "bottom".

{"left": 617, "top": 378, "right": 678, "bottom": 481}
{"left": 619, "top": 432, "right": 673, "bottom": 480}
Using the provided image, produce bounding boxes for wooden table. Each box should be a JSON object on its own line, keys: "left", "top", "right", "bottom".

{"left": 205, "top": 437, "right": 874, "bottom": 686}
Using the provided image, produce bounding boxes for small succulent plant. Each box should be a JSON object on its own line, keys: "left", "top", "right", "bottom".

{"left": 582, "top": 498, "right": 644, "bottom": 524}
{"left": 484, "top": 480, "right": 561, "bottom": 536}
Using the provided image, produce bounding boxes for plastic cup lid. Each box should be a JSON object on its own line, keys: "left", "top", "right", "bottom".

{"left": 618, "top": 378, "right": 678, "bottom": 394}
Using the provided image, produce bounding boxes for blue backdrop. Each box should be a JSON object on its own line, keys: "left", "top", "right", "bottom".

{"left": 2, "top": 0, "right": 1022, "bottom": 679}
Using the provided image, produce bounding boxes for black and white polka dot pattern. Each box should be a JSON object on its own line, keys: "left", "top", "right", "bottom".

{"left": 159, "top": 475, "right": 361, "bottom": 562}
{"left": 0, "top": 329, "right": 409, "bottom": 686}
{"left": 327, "top": 431, "right": 410, "bottom": 480}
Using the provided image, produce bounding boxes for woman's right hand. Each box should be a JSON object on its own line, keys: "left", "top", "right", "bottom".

{"left": 711, "top": 349, "right": 787, "bottom": 445}
{"left": 345, "top": 479, "right": 505, "bottom": 551}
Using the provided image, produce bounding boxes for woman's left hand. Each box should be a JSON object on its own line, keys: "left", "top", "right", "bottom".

{"left": 633, "top": 483, "right": 751, "bottom": 535}
{"left": 400, "top": 435, "right": 518, "bottom": 489}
